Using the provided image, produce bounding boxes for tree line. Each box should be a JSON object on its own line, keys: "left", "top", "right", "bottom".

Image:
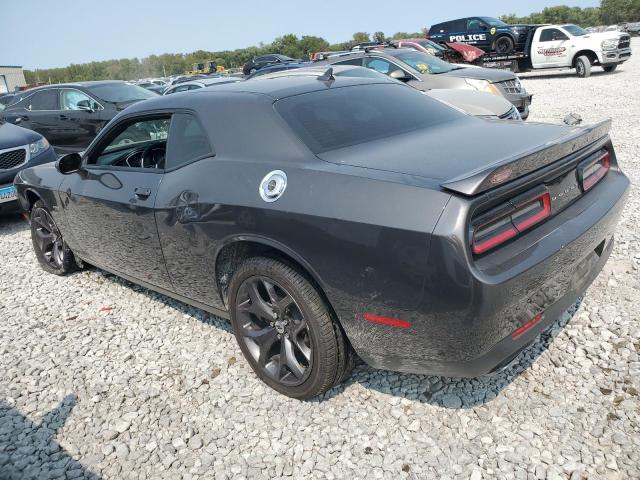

{"left": 24, "top": 0, "right": 640, "bottom": 84}
{"left": 501, "top": 0, "right": 640, "bottom": 27}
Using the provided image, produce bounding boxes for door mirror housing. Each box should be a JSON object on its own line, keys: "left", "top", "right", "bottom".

{"left": 76, "top": 100, "right": 94, "bottom": 112}
{"left": 56, "top": 152, "right": 83, "bottom": 174}
{"left": 389, "top": 69, "right": 411, "bottom": 81}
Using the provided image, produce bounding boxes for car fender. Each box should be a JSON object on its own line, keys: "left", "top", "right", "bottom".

{"left": 215, "top": 232, "right": 328, "bottom": 292}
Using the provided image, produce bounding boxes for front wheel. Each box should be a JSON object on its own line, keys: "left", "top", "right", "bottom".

{"left": 575, "top": 56, "right": 592, "bottom": 78}
{"left": 30, "top": 200, "right": 77, "bottom": 275}
{"left": 495, "top": 36, "right": 515, "bottom": 54}
{"left": 229, "top": 257, "right": 352, "bottom": 399}
{"left": 603, "top": 64, "right": 618, "bottom": 73}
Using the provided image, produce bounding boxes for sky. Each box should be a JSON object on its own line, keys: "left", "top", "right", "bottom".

{"left": 2, "top": 0, "right": 600, "bottom": 70}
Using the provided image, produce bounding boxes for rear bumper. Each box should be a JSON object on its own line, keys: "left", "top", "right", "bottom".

{"left": 354, "top": 168, "right": 630, "bottom": 377}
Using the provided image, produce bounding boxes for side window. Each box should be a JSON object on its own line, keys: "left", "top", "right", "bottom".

{"left": 61, "top": 90, "right": 99, "bottom": 111}
{"left": 333, "top": 58, "right": 364, "bottom": 66}
{"left": 364, "top": 57, "right": 403, "bottom": 76}
{"left": 467, "top": 19, "right": 485, "bottom": 31}
{"left": 451, "top": 20, "right": 466, "bottom": 31}
{"left": 187, "top": 85, "right": 202, "bottom": 90}
{"left": 29, "top": 90, "right": 59, "bottom": 110}
{"left": 89, "top": 117, "right": 171, "bottom": 168}
{"left": 165, "top": 113, "right": 213, "bottom": 170}
{"left": 540, "top": 29, "right": 568, "bottom": 42}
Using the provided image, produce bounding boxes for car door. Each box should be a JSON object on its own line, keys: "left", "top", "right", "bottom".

{"left": 533, "top": 28, "right": 571, "bottom": 67}
{"left": 57, "top": 88, "right": 107, "bottom": 152}
{"left": 59, "top": 114, "right": 174, "bottom": 289}
{"left": 466, "top": 18, "right": 491, "bottom": 50}
{"left": 11, "top": 89, "right": 62, "bottom": 144}
{"left": 151, "top": 113, "right": 223, "bottom": 307}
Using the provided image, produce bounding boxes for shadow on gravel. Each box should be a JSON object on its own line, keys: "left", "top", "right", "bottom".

{"left": 0, "top": 394, "right": 100, "bottom": 480}
{"left": 320, "top": 300, "right": 582, "bottom": 408}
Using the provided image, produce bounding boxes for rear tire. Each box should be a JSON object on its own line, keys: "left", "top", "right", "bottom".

{"left": 229, "top": 257, "right": 352, "bottom": 399}
{"left": 603, "top": 64, "right": 617, "bottom": 73}
{"left": 30, "top": 201, "right": 77, "bottom": 276}
{"left": 575, "top": 56, "right": 592, "bottom": 78}
{"left": 495, "top": 36, "right": 515, "bottom": 54}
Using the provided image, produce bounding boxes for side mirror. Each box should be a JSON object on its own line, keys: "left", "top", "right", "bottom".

{"left": 56, "top": 152, "right": 83, "bottom": 174}
{"left": 480, "top": 24, "right": 488, "bottom": 31}
{"left": 76, "top": 100, "right": 94, "bottom": 112}
{"left": 389, "top": 69, "right": 411, "bottom": 81}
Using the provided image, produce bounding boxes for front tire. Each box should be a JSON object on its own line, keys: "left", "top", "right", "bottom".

{"left": 575, "top": 56, "right": 592, "bottom": 78}
{"left": 603, "top": 64, "right": 617, "bottom": 73}
{"left": 30, "top": 201, "right": 76, "bottom": 275}
{"left": 495, "top": 36, "right": 515, "bottom": 54}
{"left": 229, "top": 257, "right": 352, "bottom": 399}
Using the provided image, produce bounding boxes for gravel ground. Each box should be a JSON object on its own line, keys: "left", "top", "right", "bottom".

{"left": 1, "top": 39, "right": 639, "bottom": 480}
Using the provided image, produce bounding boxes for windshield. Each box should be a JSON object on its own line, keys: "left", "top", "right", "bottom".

{"left": 391, "top": 50, "right": 455, "bottom": 74}
{"left": 562, "top": 24, "right": 588, "bottom": 36}
{"left": 87, "top": 83, "right": 158, "bottom": 103}
{"left": 479, "top": 17, "right": 508, "bottom": 27}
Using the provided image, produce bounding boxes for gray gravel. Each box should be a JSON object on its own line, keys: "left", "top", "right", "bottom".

{"left": 1, "top": 39, "right": 639, "bottom": 480}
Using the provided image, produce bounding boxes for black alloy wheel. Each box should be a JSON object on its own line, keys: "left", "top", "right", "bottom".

{"left": 495, "top": 36, "right": 515, "bottom": 54}
{"left": 30, "top": 201, "right": 76, "bottom": 275}
{"left": 229, "top": 257, "right": 353, "bottom": 399}
{"left": 236, "top": 276, "right": 312, "bottom": 386}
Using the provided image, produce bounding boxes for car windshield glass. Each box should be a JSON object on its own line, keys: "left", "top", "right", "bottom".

{"left": 87, "top": 83, "right": 157, "bottom": 103}
{"left": 391, "top": 50, "right": 454, "bottom": 74}
{"left": 275, "top": 83, "right": 460, "bottom": 154}
{"left": 479, "top": 17, "right": 508, "bottom": 27}
{"left": 419, "top": 40, "right": 446, "bottom": 52}
{"left": 563, "top": 24, "right": 588, "bottom": 36}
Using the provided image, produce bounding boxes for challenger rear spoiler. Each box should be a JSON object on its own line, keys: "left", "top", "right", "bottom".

{"left": 441, "top": 119, "right": 612, "bottom": 196}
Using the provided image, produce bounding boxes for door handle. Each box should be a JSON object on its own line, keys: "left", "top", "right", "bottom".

{"left": 134, "top": 187, "right": 152, "bottom": 199}
{"left": 59, "top": 114, "right": 69, "bottom": 120}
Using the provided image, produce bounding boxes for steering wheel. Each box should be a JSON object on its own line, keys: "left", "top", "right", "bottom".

{"left": 122, "top": 145, "right": 165, "bottom": 168}
{"left": 141, "top": 144, "right": 165, "bottom": 169}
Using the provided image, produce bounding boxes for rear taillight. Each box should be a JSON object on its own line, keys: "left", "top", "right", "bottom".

{"left": 425, "top": 34, "right": 432, "bottom": 39}
{"left": 578, "top": 151, "right": 610, "bottom": 192}
{"left": 471, "top": 186, "right": 551, "bottom": 255}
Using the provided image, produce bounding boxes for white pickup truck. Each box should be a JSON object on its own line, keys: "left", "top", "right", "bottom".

{"left": 480, "top": 24, "right": 632, "bottom": 78}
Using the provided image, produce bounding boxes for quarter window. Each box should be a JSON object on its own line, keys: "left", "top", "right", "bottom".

{"left": 29, "top": 90, "right": 59, "bottom": 110}
{"left": 165, "top": 113, "right": 213, "bottom": 170}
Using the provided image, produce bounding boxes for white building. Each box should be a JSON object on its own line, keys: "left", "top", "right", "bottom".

{"left": 0, "top": 66, "right": 27, "bottom": 94}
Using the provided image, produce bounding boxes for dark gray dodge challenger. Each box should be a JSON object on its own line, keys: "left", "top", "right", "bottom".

{"left": 14, "top": 70, "right": 629, "bottom": 399}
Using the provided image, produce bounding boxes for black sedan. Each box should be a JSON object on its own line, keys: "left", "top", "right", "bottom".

{"left": 14, "top": 72, "right": 629, "bottom": 399}
{"left": 1, "top": 81, "right": 158, "bottom": 154}
{"left": 0, "top": 119, "right": 57, "bottom": 215}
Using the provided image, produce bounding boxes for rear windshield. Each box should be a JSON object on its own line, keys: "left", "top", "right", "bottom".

{"left": 275, "top": 83, "right": 460, "bottom": 154}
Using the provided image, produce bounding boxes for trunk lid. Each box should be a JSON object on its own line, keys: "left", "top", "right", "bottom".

{"left": 317, "top": 117, "right": 611, "bottom": 196}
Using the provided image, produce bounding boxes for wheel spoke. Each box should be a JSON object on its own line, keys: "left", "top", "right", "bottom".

{"left": 280, "top": 337, "right": 306, "bottom": 380}
{"left": 250, "top": 327, "right": 278, "bottom": 367}
{"left": 34, "top": 228, "right": 54, "bottom": 251}
{"left": 246, "top": 281, "right": 275, "bottom": 320}
{"left": 293, "top": 334, "right": 311, "bottom": 362}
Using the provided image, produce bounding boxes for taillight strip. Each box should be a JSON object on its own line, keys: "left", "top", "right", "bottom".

{"left": 580, "top": 152, "right": 610, "bottom": 191}
{"left": 471, "top": 187, "right": 552, "bottom": 255}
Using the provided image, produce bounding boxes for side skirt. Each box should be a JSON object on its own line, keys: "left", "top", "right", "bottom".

{"left": 77, "top": 256, "right": 230, "bottom": 320}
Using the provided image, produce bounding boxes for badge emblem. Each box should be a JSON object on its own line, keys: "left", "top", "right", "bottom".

{"left": 490, "top": 27, "right": 496, "bottom": 35}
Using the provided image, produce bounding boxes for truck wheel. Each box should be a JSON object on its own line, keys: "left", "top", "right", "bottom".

{"left": 603, "top": 65, "right": 617, "bottom": 73}
{"left": 575, "top": 56, "right": 592, "bottom": 78}
{"left": 228, "top": 257, "right": 352, "bottom": 399}
{"left": 495, "top": 36, "right": 515, "bottom": 54}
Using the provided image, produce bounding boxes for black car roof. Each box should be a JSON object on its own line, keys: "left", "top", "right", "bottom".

{"left": 19, "top": 80, "right": 128, "bottom": 93}
{"left": 123, "top": 74, "right": 396, "bottom": 114}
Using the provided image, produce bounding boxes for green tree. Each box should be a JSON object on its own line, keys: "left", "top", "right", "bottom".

{"left": 372, "top": 31, "right": 386, "bottom": 43}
